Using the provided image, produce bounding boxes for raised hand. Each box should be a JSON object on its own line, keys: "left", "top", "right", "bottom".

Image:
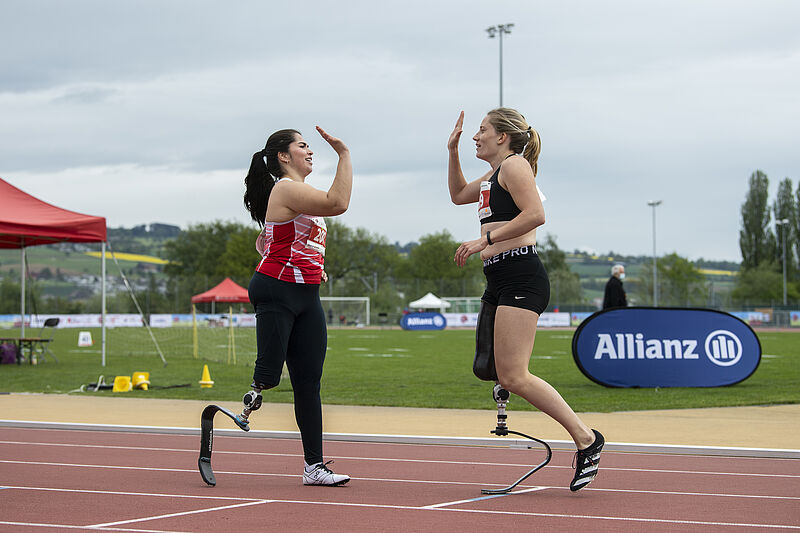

{"left": 447, "top": 111, "right": 464, "bottom": 152}
{"left": 316, "top": 126, "right": 349, "bottom": 155}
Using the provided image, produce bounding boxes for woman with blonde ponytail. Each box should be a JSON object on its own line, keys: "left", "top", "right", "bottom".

{"left": 448, "top": 108, "right": 604, "bottom": 492}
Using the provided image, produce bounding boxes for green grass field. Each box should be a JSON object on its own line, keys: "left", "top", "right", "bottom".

{"left": 1, "top": 327, "right": 798, "bottom": 413}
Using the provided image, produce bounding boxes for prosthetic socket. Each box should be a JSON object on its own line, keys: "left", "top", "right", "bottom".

{"left": 473, "top": 301, "right": 498, "bottom": 381}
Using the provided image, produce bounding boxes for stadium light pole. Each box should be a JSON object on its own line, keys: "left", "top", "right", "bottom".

{"left": 776, "top": 218, "right": 790, "bottom": 306}
{"left": 486, "top": 23, "right": 514, "bottom": 107}
{"left": 647, "top": 200, "right": 662, "bottom": 306}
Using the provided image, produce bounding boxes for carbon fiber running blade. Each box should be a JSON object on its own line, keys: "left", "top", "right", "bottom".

{"left": 199, "top": 456, "right": 216, "bottom": 486}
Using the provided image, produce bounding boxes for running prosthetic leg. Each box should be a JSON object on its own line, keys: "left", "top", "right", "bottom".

{"left": 481, "top": 384, "right": 552, "bottom": 495}
{"left": 198, "top": 404, "right": 249, "bottom": 486}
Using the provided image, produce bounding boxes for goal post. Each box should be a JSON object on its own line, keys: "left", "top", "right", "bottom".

{"left": 320, "top": 296, "right": 370, "bottom": 326}
{"left": 441, "top": 297, "right": 482, "bottom": 313}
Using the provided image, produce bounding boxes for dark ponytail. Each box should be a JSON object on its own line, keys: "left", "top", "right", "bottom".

{"left": 243, "top": 129, "right": 300, "bottom": 226}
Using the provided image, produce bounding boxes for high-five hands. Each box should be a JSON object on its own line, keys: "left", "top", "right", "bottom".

{"left": 316, "top": 126, "right": 349, "bottom": 155}
{"left": 447, "top": 111, "right": 464, "bottom": 152}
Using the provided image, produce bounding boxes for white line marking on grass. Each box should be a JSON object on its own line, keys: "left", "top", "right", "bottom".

{"left": 352, "top": 353, "right": 409, "bottom": 358}
{"left": 87, "top": 500, "right": 272, "bottom": 529}
{"left": 347, "top": 347, "right": 369, "bottom": 351}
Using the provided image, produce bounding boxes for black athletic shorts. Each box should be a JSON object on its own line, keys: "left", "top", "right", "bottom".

{"left": 481, "top": 245, "right": 550, "bottom": 315}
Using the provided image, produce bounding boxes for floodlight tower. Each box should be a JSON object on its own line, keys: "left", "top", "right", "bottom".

{"left": 776, "top": 218, "right": 790, "bottom": 306}
{"left": 647, "top": 200, "right": 662, "bottom": 306}
{"left": 486, "top": 23, "right": 514, "bottom": 107}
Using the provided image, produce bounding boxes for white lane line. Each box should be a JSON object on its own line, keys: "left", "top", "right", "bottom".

{"left": 2, "top": 441, "right": 798, "bottom": 479}
{"left": 423, "top": 486, "right": 548, "bottom": 508}
{"left": 2, "top": 485, "right": 264, "bottom": 501}
{"left": 5, "top": 486, "right": 799, "bottom": 530}
{"left": 87, "top": 500, "right": 272, "bottom": 529}
{"left": 0, "top": 521, "right": 190, "bottom": 532}
{"left": 4, "top": 464, "right": 800, "bottom": 501}
{"left": 220, "top": 498, "right": 800, "bottom": 530}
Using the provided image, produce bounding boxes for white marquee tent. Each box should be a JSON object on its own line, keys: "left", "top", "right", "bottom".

{"left": 408, "top": 292, "right": 451, "bottom": 312}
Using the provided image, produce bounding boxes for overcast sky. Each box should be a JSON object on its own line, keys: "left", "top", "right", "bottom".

{"left": 2, "top": 0, "right": 798, "bottom": 262}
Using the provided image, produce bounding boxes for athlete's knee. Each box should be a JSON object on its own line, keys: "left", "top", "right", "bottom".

{"left": 496, "top": 370, "right": 534, "bottom": 396}
{"left": 473, "top": 302, "right": 497, "bottom": 381}
{"left": 290, "top": 378, "right": 321, "bottom": 396}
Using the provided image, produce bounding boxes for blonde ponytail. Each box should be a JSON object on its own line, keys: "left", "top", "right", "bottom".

{"left": 486, "top": 107, "right": 541, "bottom": 177}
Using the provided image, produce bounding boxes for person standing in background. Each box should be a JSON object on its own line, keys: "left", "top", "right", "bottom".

{"left": 602, "top": 264, "right": 628, "bottom": 309}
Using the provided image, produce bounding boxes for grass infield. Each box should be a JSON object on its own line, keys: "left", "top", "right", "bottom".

{"left": 1, "top": 328, "right": 798, "bottom": 412}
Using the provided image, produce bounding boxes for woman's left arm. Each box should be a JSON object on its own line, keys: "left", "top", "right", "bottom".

{"left": 453, "top": 157, "right": 545, "bottom": 267}
{"left": 488, "top": 157, "right": 545, "bottom": 243}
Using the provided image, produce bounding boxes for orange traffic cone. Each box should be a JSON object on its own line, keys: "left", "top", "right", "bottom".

{"left": 199, "top": 365, "right": 214, "bottom": 388}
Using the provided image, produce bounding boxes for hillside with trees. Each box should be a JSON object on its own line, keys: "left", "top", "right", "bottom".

{"left": 2, "top": 169, "right": 798, "bottom": 320}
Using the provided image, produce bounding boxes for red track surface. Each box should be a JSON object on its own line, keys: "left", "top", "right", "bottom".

{"left": 1, "top": 427, "right": 799, "bottom": 532}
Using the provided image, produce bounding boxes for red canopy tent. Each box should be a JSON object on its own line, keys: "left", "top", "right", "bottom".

{"left": 191, "top": 277, "right": 250, "bottom": 304}
{"left": 190, "top": 277, "right": 250, "bottom": 363}
{"left": 0, "top": 177, "right": 111, "bottom": 364}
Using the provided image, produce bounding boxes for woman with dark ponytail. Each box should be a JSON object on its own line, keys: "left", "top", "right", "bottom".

{"left": 239, "top": 126, "right": 352, "bottom": 486}
{"left": 447, "top": 108, "right": 604, "bottom": 492}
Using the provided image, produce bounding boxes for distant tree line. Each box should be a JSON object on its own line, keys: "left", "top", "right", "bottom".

{"left": 158, "top": 220, "right": 584, "bottom": 317}
{"left": 735, "top": 170, "right": 799, "bottom": 305}
{"left": 6, "top": 172, "right": 797, "bottom": 318}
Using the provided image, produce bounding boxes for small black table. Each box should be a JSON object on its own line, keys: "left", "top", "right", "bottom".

{"left": 0, "top": 337, "right": 53, "bottom": 364}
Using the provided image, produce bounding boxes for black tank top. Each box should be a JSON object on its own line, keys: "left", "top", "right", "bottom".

{"left": 478, "top": 162, "right": 521, "bottom": 224}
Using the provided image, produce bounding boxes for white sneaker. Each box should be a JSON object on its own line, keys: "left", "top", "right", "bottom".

{"left": 303, "top": 460, "right": 350, "bottom": 486}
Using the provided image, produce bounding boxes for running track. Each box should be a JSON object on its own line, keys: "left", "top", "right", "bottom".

{"left": 1, "top": 426, "right": 799, "bottom": 532}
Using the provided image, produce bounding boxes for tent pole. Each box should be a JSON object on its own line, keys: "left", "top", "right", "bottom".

{"left": 192, "top": 304, "right": 198, "bottom": 359}
{"left": 228, "top": 304, "right": 235, "bottom": 365}
{"left": 20, "top": 245, "right": 25, "bottom": 338}
{"left": 102, "top": 241, "right": 107, "bottom": 367}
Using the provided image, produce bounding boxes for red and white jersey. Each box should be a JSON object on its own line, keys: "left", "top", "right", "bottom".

{"left": 255, "top": 212, "right": 327, "bottom": 285}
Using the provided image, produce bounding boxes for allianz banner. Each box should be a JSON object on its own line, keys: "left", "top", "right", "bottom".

{"left": 572, "top": 307, "right": 761, "bottom": 388}
{"left": 400, "top": 312, "right": 447, "bottom": 330}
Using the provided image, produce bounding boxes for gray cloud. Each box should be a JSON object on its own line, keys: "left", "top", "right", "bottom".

{"left": 2, "top": 0, "right": 799, "bottom": 261}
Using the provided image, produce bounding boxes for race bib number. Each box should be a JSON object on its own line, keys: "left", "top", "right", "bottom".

{"left": 306, "top": 217, "right": 327, "bottom": 255}
{"left": 478, "top": 181, "right": 492, "bottom": 220}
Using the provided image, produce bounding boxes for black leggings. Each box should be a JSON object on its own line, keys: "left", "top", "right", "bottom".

{"left": 248, "top": 272, "right": 327, "bottom": 465}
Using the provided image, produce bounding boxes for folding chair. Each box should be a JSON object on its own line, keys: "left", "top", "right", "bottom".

{"left": 33, "top": 317, "right": 59, "bottom": 363}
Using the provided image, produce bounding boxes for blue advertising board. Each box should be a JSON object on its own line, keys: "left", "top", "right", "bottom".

{"left": 572, "top": 307, "right": 761, "bottom": 388}
{"left": 400, "top": 312, "right": 447, "bottom": 330}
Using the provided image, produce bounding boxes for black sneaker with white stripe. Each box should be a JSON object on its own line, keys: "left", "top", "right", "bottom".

{"left": 570, "top": 429, "right": 604, "bottom": 492}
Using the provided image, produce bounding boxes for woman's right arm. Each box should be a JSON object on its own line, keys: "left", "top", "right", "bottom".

{"left": 276, "top": 126, "right": 353, "bottom": 217}
{"left": 448, "top": 111, "right": 486, "bottom": 205}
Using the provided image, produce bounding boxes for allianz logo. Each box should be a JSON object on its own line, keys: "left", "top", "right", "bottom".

{"left": 406, "top": 315, "right": 444, "bottom": 326}
{"left": 593, "top": 329, "right": 743, "bottom": 366}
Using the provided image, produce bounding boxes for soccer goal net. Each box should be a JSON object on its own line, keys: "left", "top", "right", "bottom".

{"left": 320, "top": 297, "right": 370, "bottom": 326}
